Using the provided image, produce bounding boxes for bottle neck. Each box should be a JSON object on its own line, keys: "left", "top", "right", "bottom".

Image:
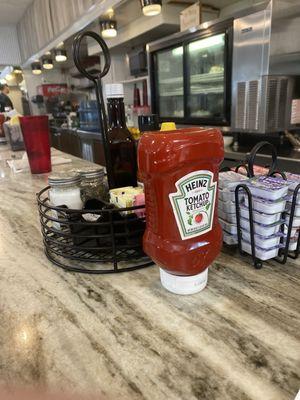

{"left": 107, "top": 97, "right": 126, "bottom": 128}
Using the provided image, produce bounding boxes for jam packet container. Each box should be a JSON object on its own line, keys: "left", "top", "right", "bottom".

{"left": 239, "top": 205, "right": 282, "bottom": 225}
{"left": 287, "top": 240, "right": 298, "bottom": 251}
{"left": 239, "top": 217, "right": 283, "bottom": 236}
{"left": 218, "top": 199, "right": 236, "bottom": 213}
{"left": 286, "top": 189, "right": 300, "bottom": 205}
{"left": 283, "top": 237, "right": 299, "bottom": 251}
{"left": 218, "top": 188, "right": 237, "bottom": 202}
{"left": 109, "top": 186, "right": 144, "bottom": 216}
{"left": 283, "top": 225, "right": 299, "bottom": 237}
{"left": 223, "top": 230, "right": 238, "bottom": 245}
{"left": 245, "top": 176, "right": 290, "bottom": 201}
{"left": 241, "top": 231, "right": 282, "bottom": 250}
{"left": 285, "top": 201, "right": 300, "bottom": 217}
{"left": 285, "top": 172, "right": 300, "bottom": 191}
{"left": 234, "top": 165, "right": 269, "bottom": 176}
{"left": 218, "top": 208, "right": 237, "bottom": 224}
{"left": 285, "top": 213, "right": 300, "bottom": 229}
{"left": 219, "top": 171, "right": 248, "bottom": 190}
{"left": 241, "top": 241, "right": 280, "bottom": 260}
{"left": 219, "top": 218, "right": 237, "bottom": 235}
{"left": 244, "top": 196, "right": 286, "bottom": 215}
{"left": 133, "top": 193, "right": 146, "bottom": 218}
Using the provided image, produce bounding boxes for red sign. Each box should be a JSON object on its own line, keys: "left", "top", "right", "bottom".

{"left": 37, "top": 84, "right": 68, "bottom": 97}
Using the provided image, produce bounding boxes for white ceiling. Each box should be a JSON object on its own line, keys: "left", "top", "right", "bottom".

{"left": 0, "top": 0, "right": 33, "bottom": 25}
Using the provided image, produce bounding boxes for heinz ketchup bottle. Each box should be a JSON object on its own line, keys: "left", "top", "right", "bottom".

{"left": 138, "top": 127, "right": 224, "bottom": 295}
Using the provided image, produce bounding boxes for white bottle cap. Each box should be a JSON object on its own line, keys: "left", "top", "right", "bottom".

{"left": 105, "top": 83, "right": 124, "bottom": 98}
{"left": 159, "top": 268, "right": 208, "bottom": 295}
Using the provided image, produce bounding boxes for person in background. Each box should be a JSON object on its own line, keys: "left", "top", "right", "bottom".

{"left": 0, "top": 83, "right": 13, "bottom": 112}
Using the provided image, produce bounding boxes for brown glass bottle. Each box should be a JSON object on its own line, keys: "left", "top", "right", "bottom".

{"left": 106, "top": 84, "right": 137, "bottom": 188}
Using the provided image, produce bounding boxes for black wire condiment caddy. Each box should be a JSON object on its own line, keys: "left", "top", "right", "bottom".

{"left": 222, "top": 141, "right": 299, "bottom": 269}
{"left": 37, "top": 30, "right": 153, "bottom": 273}
{"left": 37, "top": 187, "right": 152, "bottom": 273}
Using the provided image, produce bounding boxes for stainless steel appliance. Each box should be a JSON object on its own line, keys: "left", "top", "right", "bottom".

{"left": 148, "top": 20, "right": 233, "bottom": 126}
{"left": 231, "top": 1, "right": 299, "bottom": 133}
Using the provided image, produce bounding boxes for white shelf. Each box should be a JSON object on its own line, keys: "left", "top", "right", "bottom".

{"left": 159, "top": 77, "right": 183, "bottom": 84}
{"left": 190, "top": 87, "right": 223, "bottom": 95}
{"left": 121, "top": 76, "right": 148, "bottom": 84}
{"left": 159, "top": 72, "right": 223, "bottom": 85}
{"left": 190, "top": 72, "right": 223, "bottom": 83}
{"left": 160, "top": 91, "right": 183, "bottom": 97}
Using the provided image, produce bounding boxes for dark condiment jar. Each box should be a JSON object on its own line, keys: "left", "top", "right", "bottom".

{"left": 106, "top": 83, "right": 138, "bottom": 189}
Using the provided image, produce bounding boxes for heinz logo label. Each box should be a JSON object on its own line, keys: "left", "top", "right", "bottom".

{"left": 169, "top": 170, "right": 217, "bottom": 240}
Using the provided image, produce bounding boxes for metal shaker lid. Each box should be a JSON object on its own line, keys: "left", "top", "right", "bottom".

{"left": 48, "top": 171, "right": 81, "bottom": 187}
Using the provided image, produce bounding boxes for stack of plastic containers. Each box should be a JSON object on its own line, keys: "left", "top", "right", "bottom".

{"left": 240, "top": 176, "right": 291, "bottom": 260}
{"left": 218, "top": 171, "right": 248, "bottom": 245}
{"left": 218, "top": 140, "right": 299, "bottom": 265}
{"left": 219, "top": 168, "right": 300, "bottom": 261}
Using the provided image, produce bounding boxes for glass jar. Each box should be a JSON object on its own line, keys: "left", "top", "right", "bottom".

{"left": 48, "top": 172, "right": 83, "bottom": 230}
{"left": 78, "top": 167, "right": 108, "bottom": 203}
{"left": 48, "top": 172, "right": 83, "bottom": 209}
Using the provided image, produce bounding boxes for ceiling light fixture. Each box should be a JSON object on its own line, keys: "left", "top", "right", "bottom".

{"left": 140, "top": 0, "right": 162, "bottom": 16}
{"left": 13, "top": 66, "right": 22, "bottom": 74}
{"left": 42, "top": 52, "right": 53, "bottom": 69}
{"left": 31, "top": 61, "right": 42, "bottom": 75}
{"left": 100, "top": 20, "right": 117, "bottom": 38}
{"left": 55, "top": 49, "right": 67, "bottom": 62}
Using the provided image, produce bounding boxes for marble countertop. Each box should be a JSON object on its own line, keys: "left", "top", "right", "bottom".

{"left": 0, "top": 145, "right": 299, "bottom": 400}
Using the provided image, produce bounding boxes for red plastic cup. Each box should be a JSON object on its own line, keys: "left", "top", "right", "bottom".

{"left": 20, "top": 115, "right": 51, "bottom": 174}
{"left": 0, "top": 114, "right": 5, "bottom": 139}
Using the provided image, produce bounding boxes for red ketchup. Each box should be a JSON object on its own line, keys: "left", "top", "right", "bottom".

{"left": 138, "top": 127, "right": 224, "bottom": 295}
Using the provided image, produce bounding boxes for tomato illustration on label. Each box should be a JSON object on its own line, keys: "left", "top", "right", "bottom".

{"left": 195, "top": 213, "right": 203, "bottom": 223}
{"left": 169, "top": 170, "right": 217, "bottom": 240}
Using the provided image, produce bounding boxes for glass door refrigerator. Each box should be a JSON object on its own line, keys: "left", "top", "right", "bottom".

{"left": 149, "top": 20, "right": 233, "bottom": 126}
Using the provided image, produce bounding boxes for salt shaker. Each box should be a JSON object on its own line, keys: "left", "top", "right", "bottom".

{"left": 48, "top": 172, "right": 83, "bottom": 209}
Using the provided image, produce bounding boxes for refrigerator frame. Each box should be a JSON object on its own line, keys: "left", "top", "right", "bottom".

{"left": 149, "top": 19, "right": 233, "bottom": 126}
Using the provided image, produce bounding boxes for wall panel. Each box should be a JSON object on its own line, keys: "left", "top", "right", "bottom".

{"left": 0, "top": 26, "right": 21, "bottom": 65}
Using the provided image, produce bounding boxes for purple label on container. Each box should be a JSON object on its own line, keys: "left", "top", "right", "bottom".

{"left": 247, "top": 176, "right": 290, "bottom": 191}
